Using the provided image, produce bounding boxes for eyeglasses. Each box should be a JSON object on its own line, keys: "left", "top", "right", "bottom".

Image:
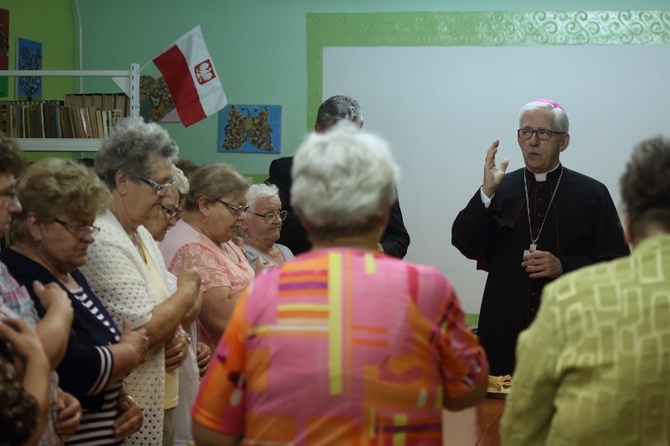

{"left": 249, "top": 210, "right": 287, "bottom": 223}
{"left": 517, "top": 128, "right": 567, "bottom": 140}
{"left": 0, "top": 185, "right": 18, "bottom": 206}
{"left": 161, "top": 204, "right": 181, "bottom": 220}
{"left": 139, "top": 177, "right": 175, "bottom": 196}
{"left": 215, "top": 199, "right": 249, "bottom": 216}
{"left": 54, "top": 218, "right": 101, "bottom": 239}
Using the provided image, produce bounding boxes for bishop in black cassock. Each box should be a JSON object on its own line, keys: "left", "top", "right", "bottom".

{"left": 452, "top": 99, "right": 630, "bottom": 376}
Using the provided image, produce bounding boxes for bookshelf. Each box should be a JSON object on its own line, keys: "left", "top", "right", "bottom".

{"left": 2, "top": 64, "right": 140, "bottom": 152}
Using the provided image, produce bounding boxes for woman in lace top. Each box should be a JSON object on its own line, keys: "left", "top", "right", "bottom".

{"left": 159, "top": 163, "right": 254, "bottom": 352}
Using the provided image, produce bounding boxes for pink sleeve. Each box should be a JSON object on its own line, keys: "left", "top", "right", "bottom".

{"left": 192, "top": 291, "right": 249, "bottom": 433}
{"left": 434, "top": 278, "right": 488, "bottom": 399}
{"left": 171, "top": 243, "right": 232, "bottom": 292}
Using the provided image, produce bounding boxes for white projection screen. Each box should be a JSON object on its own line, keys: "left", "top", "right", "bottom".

{"left": 323, "top": 44, "right": 670, "bottom": 313}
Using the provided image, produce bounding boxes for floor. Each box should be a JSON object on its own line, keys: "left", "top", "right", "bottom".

{"left": 442, "top": 396, "right": 504, "bottom": 445}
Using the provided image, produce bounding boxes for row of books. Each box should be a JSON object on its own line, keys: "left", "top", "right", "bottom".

{"left": 0, "top": 93, "right": 130, "bottom": 139}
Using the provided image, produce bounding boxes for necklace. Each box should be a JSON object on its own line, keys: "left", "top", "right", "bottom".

{"left": 524, "top": 166, "right": 563, "bottom": 251}
{"left": 128, "top": 231, "right": 146, "bottom": 263}
{"left": 188, "top": 219, "right": 225, "bottom": 249}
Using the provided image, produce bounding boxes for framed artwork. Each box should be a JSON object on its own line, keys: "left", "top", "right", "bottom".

{"left": 17, "top": 37, "right": 41, "bottom": 100}
{"left": 139, "top": 74, "right": 180, "bottom": 123}
{"left": 218, "top": 104, "right": 281, "bottom": 154}
{"left": 0, "top": 9, "right": 9, "bottom": 97}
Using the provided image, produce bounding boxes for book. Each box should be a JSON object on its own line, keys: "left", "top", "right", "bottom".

{"left": 86, "top": 106, "right": 99, "bottom": 139}
{"left": 80, "top": 107, "right": 91, "bottom": 138}
{"left": 42, "top": 103, "right": 59, "bottom": 138}
{"left": 59, "top": 106, "right": 73, "bottom": 138}
{"left": 102, "top": 94, "right": 114, "bottom": 111}
{"left": 114, "top": 93, "right": 128, "bottom": 117}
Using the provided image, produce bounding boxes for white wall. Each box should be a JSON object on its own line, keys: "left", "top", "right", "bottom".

{"left": 324, "top": 45, "right": 670, "bottom": 313}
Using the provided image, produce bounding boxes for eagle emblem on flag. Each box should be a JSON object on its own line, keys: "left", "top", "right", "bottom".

{"left": 194, "top": 60, "right": 216, "bottom": 85}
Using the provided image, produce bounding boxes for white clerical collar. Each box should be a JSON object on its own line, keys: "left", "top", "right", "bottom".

{"left": 531, "top": 164, "right": 560, "bottom": 182}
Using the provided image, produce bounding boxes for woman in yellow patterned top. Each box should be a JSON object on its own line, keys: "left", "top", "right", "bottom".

{"left": 502, "top": 136, "right": 670, "bottom": 445}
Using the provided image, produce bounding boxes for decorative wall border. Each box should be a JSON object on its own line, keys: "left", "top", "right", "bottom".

{"left": 306, "top": 10, "right": 670, "bottom": 126}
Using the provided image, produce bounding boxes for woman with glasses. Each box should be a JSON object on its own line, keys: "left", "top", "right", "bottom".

{"left": 160, "top": 163, "right": 254, "bottom": 353}
{"left": 143, "top": 164, "right": 212, "bottom": 446}
{"left": 160, "top": 163, "right": 254, "bottom": 356}
{"left": 1, "top": 158, "right": 149, "bottom": 444}
{"left": 241, "top": 183, "right": 294, "bottom": 269}
{"left": 144, "top": 165, "right": 187, "bottom": 244}
{"left": 79, "top": 118, "right": 202, "bottom": 446}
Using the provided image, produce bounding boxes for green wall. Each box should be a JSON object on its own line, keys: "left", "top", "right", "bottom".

{"left": 0, "top": 0, "right": 77, "bottom": 162}
{"left": 75, "top": 0, "right": 670, "bottom": 176}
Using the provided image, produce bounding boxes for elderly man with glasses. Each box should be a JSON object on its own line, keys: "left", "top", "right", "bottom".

{"left": 451, "top": 99, "right": 630, "bottom": 377}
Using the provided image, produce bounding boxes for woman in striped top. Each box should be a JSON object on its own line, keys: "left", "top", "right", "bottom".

{"left": 1, "top": 158, "right": 148, "bottom": 445}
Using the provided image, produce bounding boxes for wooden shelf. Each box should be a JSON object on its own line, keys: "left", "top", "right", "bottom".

{"left": 17, "top": 138, "right": 103, "bottom": 152}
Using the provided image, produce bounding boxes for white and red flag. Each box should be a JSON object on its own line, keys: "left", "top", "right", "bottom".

{"left": 153, "top": 25, "right": 227, "bottom": 127}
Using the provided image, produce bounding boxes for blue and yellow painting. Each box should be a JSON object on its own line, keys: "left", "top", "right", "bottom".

{"left": 218, "top": 104, "right": 281, "bottom": 154}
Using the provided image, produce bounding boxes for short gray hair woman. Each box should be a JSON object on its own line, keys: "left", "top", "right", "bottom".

{"left": 81, "top": 118, "right": 202, "bottom": 446}
{"left": 291, "top": 123, "right": 396, "bottom": 244}
{"left": 241, "top": 183, "right": 294, "bottom": 269}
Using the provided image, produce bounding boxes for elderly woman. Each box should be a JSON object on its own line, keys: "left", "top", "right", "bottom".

{"left": 79, "top": 118, "right": 202, "bottom": 446}
{"left": 241, "top": 183, "right": 294, "bottom": 268}
{"left": 192, "top": 125, "right": 489, "bottom": 446}
{"left": 143, "top": 165, "right": 211, "bottom": 446}
{"left": 2, "top": 158, "right": 148, "bottom": 444}
{"left": 159, "top": 163, "right": 254, "bottom": 353}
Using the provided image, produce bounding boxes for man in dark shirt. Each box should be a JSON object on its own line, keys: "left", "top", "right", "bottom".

{"left": 267, "top": 95, "right": 410, "bottom": 258}
{"left": 452, "top": 99, "right": 630, "bottom": 375}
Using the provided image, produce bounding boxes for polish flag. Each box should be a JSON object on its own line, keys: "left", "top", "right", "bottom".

{"left": 153, "top": 25, "right": 227, "bottom": 127}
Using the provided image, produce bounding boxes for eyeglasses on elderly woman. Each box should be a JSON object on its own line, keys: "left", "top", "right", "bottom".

{"left": 54, "top": 218, "right": 101, "bottom": 239}
{"left": 139, "top": 177, "right": 175, "bottom": 196}
{"left": 248, "top": 210, "right": 287, "bottom": 223}
{"left": 214, "top": 198, "right": 249, "bottom": 216}
{"left": 161, "top": 204, "right": 181, "bottom": 220}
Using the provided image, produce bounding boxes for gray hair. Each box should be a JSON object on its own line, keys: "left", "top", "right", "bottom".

{"left": 519, "top": 100, "right": 569, "bottom": 133}
{"left": 95, "top": 117, "right": 179, "bottom": 189}
{"left": 315, "top": 95, "right": 364, "bottom": 129}
{"left": 171, "top": 165, "right": 189, "bottom": 195}
{"left": 291, "top": 124, "right": 399, "bottom": 242}
{"left": 620, "top": 136, "right": 670, "bottom": 235}
{"left": 246, "top": 183, "right": 279, "bottom": 211}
